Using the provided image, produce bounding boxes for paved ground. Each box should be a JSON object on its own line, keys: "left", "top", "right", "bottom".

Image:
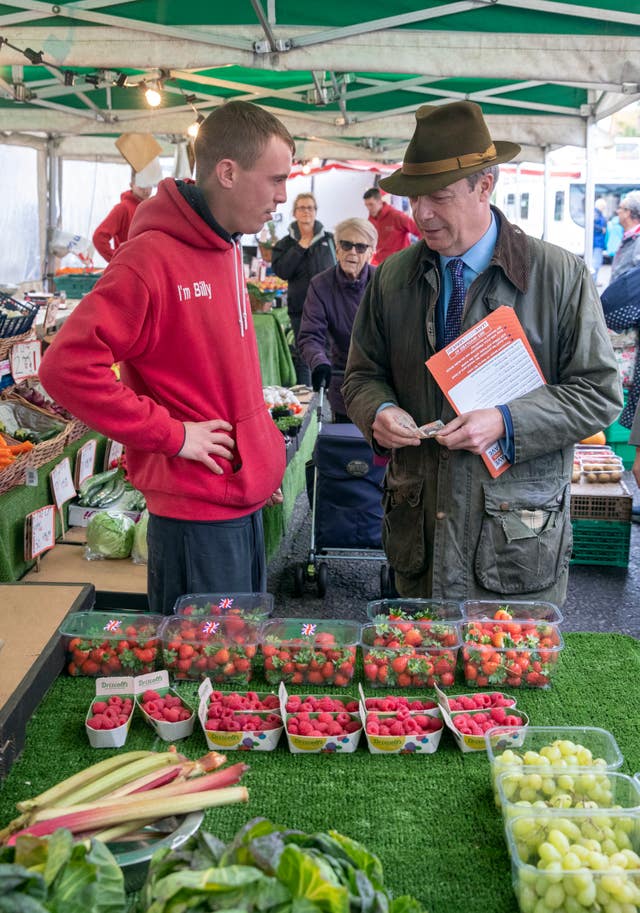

{"left": 267, "top": 468, "right": 640, "bottom": 638}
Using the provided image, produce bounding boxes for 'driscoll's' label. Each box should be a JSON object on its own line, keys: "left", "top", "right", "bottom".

{"left": 289, "top": 735, "right": 327, "bottom": 751}
{"left": 205, "top": 731, "right": 242, "bottom": 747}
{"left": 368, "top": 736, "right": 405, "bottom": 752}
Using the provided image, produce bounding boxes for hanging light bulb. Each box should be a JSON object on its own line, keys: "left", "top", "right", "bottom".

{"left": 187, "top": 114, "right": 205, "bottom": 138}
{"left": 144, "top": 82, "right": 162, "bottom": 108}
{"left": 301, "top": 161, "right": 311, "bottom": 175}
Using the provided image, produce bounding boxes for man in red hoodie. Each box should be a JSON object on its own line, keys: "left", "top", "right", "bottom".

{"left": 92, "top": 174, "right": 153, "bottom": 263}
{"left": 40, "top": 102, "right": 295, "bottom": 613}
{"left": 363, "top": 187, "right": 418, "bottom": 265}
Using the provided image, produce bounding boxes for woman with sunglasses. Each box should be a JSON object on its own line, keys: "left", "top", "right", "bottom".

{"left": 298, "top": 217, "right": 377, "bottom": 421}
{"left": 271, "top": 192, "right": 337, "bottom": 385}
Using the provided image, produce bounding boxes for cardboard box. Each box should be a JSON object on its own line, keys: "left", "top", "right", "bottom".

{"left": 135, "top": 670, "right": 195, "bottom": 741}
{"left": 198, "top": 679, "right": 283, "bottom": 751}
{"left": 279, "top": 683, "right": 362, "bottom": 754}
{"left": 358, "top": 685, "right": 443, "bottom": 755}
{"left": 68, "top": 500, "right": 143, "bottom": 527}
{"left": 85, "top": 676, "right": 134, "bottom": 748}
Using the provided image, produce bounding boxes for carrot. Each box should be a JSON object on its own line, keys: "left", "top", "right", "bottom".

{"left": 8, "top": 441, "right": 34, "bottom": 455}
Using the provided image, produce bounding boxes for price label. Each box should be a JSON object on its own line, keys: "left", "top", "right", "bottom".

{"left": 49, "top": 457, "right": 76, "bottom": 509}
{"left": 104, "top": 439, "right": 124, "bottom": 470}
{"left": 10, "top": 339, "right": 41, "bottom": 382}
{"left": 74, "top": 439, "right": 97, "bottom": 487}
{"left": 43, "top": 298, "right": 60, "bottom": 331}
{"left": 24, "top": 505, "right": 56, "bottom": 560}
{"left": 25, "top": 467, "right": 39, "bottom": 487}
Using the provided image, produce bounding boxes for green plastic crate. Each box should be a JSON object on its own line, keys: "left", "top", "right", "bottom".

{"left": 605, "top": 390, "right": 631, "bottom": 444}
{"left": 571, "top": 519, "right": 631, "bottom": 567}
{"left": 611, "top": 441, "right": 636, "bottom": 470}
{"left": 52, "top": 272, "right": 103, "bottom": 298}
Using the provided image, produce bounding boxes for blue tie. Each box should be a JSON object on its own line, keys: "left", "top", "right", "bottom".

{"left": 444, "top": 258, "right": 466, "bottom": 345}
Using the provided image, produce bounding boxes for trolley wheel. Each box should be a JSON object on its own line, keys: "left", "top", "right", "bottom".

{"left": 317, "top": 562, "right": 329, "bottom": 597}
{"left": 293, "top": 562, "right": 306, "bottom": 596}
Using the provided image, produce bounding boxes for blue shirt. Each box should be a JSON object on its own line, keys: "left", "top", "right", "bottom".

{"left": 437, "top": 212, "right": 514, "bottom": 460}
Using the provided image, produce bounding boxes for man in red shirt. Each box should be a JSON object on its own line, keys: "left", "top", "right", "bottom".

{"left": 363, "top": 187, "right": 418, "bottom": 265}
{"left": 92, "top": 174, "right": 154, "bottom": 263}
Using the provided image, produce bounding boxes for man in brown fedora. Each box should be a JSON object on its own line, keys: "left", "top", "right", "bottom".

{"left": 343, "top": 100, "right": 622, "bottom": 606}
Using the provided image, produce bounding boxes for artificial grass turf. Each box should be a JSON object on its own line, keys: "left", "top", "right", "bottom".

{"left": 1, "top": 632, "right": 639, "bottom": 913}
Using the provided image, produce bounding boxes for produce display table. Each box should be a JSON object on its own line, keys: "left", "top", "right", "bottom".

{"left": 0, "top": 582, "right": 94, "bottom": 772}
{"left": 0, "top": 433, "right": 106, "bottom": 583}
{"left": 21, "top": 543, "right": 148, "bottom": 610}
{"left": 0, "top": 632, "right": 638, "bottom": 912}
{"left": 252, "top": 311, "right": 296, "bottom": 387}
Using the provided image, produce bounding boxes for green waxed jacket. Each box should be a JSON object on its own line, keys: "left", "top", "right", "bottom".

{"left": 342, "top": 209, "right": 623, "bottom": 605}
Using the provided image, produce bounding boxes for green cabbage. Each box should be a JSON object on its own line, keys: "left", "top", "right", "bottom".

{"left": 86, "top": 511, "right": 135, "bottom": 559}
{"left": 132, "top": 509, "right": 149, "bottom": 564}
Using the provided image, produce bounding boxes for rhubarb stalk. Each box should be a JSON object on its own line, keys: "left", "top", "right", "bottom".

{"left": 6, "top": 786, "right": 249, "bottom": 845}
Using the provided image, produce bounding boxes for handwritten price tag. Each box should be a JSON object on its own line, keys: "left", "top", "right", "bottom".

{"left": 104, "top": 439, "right": 124, "bottom": 470}
{"left": 24, "top": 505, "right": 56, "bottom": 560}
{"left": 49, "top": 457, "right": 76, "bottom": 509}
{"left": 10, "top": 339, "right": 41, "bottom": 382}
{"left": 43, "top": 298, "right": 60, "bottom": 332}
{"left": 74, "top": 439, "right": 97, "bottom": 487}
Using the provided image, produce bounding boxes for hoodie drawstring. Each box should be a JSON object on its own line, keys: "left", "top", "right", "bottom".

{"left": 232, "top": 239, "right": 248, "bottom": 337}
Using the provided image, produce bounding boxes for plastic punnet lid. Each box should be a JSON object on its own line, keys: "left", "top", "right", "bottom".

{"left": 261, "top": 618, "right": 361, "bottom": 646}
{"left": 160, "top": 614, "right": 262, "bottom": 644}
{"left": 496, "top": 768, "right": 640, "bottom": 813}
{"left": 59, "top": 611, "right": 163, "bottom": 638}
{"left": 485, "top": 725, "right": 624, "bottom": 772}
{"left": 173, "top": 592, "right": 274, "bottom": 618}
{"left": 366, "top": 598, "right": 463, "bottom": 622}
{"left": 462, "top": 600, "right": 563, "bottom": 624}
{"left": 361, "top": 620, "right": 460, "bottom": 649}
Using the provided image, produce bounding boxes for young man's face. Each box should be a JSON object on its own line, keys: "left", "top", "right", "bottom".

{"left": 228, "top": 135, "right": 292, "bottom": 235}
{"left": 410, "top": 174, "right": 493, "bottom": 257}
{"left": 364, "top": 196, "right": 383, "bottom": 217}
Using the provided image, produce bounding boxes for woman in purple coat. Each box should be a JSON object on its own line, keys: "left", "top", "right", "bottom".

{"left": 298, "top": 217, "right": 377, "bottom": 421}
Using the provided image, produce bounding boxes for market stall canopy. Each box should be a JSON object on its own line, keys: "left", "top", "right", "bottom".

{"left": 0, "top": 1, "right": 638, "bottom": 162}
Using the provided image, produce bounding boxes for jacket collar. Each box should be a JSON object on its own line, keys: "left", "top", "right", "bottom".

{"left": 290, "top": 220, "right": 326, "bottom": 246}
{"left": 409, "top": 206, "right": 529, "bottom": 293}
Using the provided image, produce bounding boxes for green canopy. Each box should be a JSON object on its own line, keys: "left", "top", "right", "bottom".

{"left": 0, "top": 1, "right": 638, "bottom": 161}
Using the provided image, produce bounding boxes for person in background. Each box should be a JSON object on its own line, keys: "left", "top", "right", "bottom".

{"left": 592, "top": 198, "right": 608, "bottom": 286}
{"left": 610, "top": 190, "right": 640, "bottom": 281}
{"left": 601, "top": 262, "right": 640, "bottom": 429}
{"left": 271, "top": 193, "right": 336, "bottom": 386}
{"left": 605, "top": 212, "right": 624, "bottom": 261}
{"left": 298, "top": 217, "right": 377, "bottom": 421}
{"left": 343, "top": 100, "right": 622, "bottom": 606}
{"left": 92, "top": 171, "right": 154, "bottom": 263}
{"left": 363, "top": 187, "right": 418, "bottom": 265}
{"left": 39, "top": 101, "right": 294, "bottom": 614}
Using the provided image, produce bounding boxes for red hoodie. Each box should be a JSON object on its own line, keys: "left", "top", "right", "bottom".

{"left": 368, "top": 202, "right": 418, "bottom": 265}
{"left": 92, "top": 190, "right": 141, "bottom": 262}
{"left": 39, "top": 179, "right": 285, "bottom": 521}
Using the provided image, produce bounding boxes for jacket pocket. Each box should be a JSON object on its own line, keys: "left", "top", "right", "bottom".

{"left": 223, "top": 405, "right": 286, "bottom": 508}
{"left": 474, "top": 478, "right": 572, "bottom": 594}
{"left": 382, "top": 478, "right": 427, "bottom": 577}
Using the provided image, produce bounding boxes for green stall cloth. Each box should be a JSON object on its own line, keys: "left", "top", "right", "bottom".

{"left": 0, "top": 633, "right": 639, "bottom": 913}
{"left": 252, "top": 310, "right": 296, "bottom": 388}
{"left": 0, "top": 433, "right": 106, "bottom": 583}
{"left": 263, "top": 408, "right": 318, "bottom": 560}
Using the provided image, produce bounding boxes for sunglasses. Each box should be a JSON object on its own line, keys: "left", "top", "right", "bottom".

{"left": 338, "top": 240, "right": 370, "bottom": 253}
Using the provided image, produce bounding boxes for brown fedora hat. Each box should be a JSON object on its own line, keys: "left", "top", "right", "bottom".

{"left": 379, "top": 101, "right": 520, "bottom": 197}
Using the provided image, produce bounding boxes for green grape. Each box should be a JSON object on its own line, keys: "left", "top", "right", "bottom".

{"left": 575, "top": 746, "right": 593, "bottom": 765}
{"left": 518, "top": 883, "right": 537, "bottom": 913}
{"left": 561, "top": 851, "right": 582, "bottom": 870}
{"left": 548, "top": 829, "right": 571, "bottom": 855}
{"left": 539, "top": 841, "right": 562, "bottom": 864}
{"left": 540, "top": 744, "right": 562, "bottom": 763}
{"left": 564, "top": 869, "right": 594, "bottom": 893}
{"left": 549, "top": 793, "right": 573, "bottom": 809}
{"left": 557, "top": 774, "right": 575, "bottom": 791}
{"left": 575, "top": 880, "right": 597, "bottom": 906}
{"left": 543, "top": 883, "right": 565, "bottom": 909}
